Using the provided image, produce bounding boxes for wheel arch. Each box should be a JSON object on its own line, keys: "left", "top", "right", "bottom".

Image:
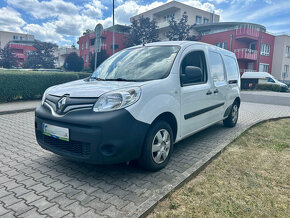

{"left": 151, "top": 112, "right": 178, "bottom": 142}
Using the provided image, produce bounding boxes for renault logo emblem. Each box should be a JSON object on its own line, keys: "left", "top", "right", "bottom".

{"left": 56, "top": 96, "right": 67, "bottom": 113}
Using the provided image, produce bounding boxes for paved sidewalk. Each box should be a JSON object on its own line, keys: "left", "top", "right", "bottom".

{"left": 0, "top": 102, "right": 290, "bottom": 217}
{"left": 0, "top": 100, "right": 40, "bottom": 115}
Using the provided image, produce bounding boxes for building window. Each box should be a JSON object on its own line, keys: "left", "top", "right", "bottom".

{"left": 163, "top": 13, "right": 175, "bottom": 22}
{"left": 85, "top": 41, "right": 88, "bottom": 49}
{"left": 196, "top": 16, "right": 202, "bottom": 24}
{"left": 260, "top": 43, "right": 270, "bottom": 56}
{"left": 13, "top": 35, "right": 18, "bottom": 40}
{"left": 81, "top": 43, "right": 83, "bottom": 50}
{"left": 203, "top": 18, "right": 209, "bottom": 24}
{"left": 215, "top": 42, "right": 227, "bottom": 49}
{"left": 110, "top": 44, "right": 119, "bottom": 50}
{"left": 85, "top": 54, "right": 88, "bottom": 62}
{"left": 91, "top": 39, "right": 95, "bottom": 46}
{"left": 286, "top": 46, "right": 290, "bottom": 57}
{"left": 259, "top": 63, "right": 269, "bottom": 72}
{"left": 284, "top": 65, "right": 289, "bottom": 73}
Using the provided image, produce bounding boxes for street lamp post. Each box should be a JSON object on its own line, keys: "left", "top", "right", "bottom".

{"left": 112, "top": 0, "right": 115, "bottom": 55}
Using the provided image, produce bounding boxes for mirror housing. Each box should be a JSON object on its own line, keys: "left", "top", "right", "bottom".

{"left": 181, "top": 66, "right": 202, "bottom": 85}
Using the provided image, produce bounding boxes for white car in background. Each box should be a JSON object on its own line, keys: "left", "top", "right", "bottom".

{"left": 241, "top": 71, "right": 288, "bottom": 92}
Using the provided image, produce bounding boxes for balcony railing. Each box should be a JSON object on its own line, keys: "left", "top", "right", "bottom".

{"left": 236, "top": 28, "right": 259, "bottom": 40}
{"left": 234, "top": 48, "right": 258, "bottom": 61}
{"left": 157, "top": 21, "right": 170, "bottom": 29}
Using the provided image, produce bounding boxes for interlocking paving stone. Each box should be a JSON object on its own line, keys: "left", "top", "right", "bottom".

{"left": 0, "top": 102, "right": 290, "bottom": 217}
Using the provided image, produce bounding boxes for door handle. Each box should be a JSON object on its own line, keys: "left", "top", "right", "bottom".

{"left": 214, "top": 89, "right": 219, "bottom": 94}
{"left": 206, "top": 90, "right": 212, "bottom": 95}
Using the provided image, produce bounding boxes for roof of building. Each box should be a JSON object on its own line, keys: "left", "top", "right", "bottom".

{"left": 130, "top": 0, "right": 219, "bottom": 20}
{"left": 193, "top": 22, "right": 266, "bottom": 32}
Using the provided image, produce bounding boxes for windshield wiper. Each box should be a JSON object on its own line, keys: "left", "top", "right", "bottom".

{"left": 104, "top": 78, "right": 137, "bottom": 82}
{"left": 90, "top": 77, "right": 106, "bottom": 81}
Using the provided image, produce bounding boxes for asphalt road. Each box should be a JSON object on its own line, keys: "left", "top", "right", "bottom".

{"left": 241, "top": 91, "right": 290, "bottom": 106}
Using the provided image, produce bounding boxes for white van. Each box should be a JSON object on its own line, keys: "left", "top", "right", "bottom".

{"left": 35, "top": 41, "right": 241, "bottom": 171}
{"left": 241, "top": 71, "right": 288, "bottom": 92}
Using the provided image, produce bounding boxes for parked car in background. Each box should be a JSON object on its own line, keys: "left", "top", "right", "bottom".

{"left": 35, "top": 41, "right": 241, "bottom": 171}
{"left": 241, "top": 72, "right": 288, "bottom": 92}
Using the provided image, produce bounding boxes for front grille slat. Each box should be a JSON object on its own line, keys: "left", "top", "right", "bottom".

{"left": 36, "top": 130, "right": 90, "bottom": 156}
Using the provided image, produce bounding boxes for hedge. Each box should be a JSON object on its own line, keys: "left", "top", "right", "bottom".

{"left": 0, "top": 70, "right": 91, "bottom": 103}
{"left": 255, "top": 84, "right": 282, "bottom": 92}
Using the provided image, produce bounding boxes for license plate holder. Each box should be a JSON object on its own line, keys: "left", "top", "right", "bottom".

{"left": 42, "top": 123, "right": 69, "bottom": 141}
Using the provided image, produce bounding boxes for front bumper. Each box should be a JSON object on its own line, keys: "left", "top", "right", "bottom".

{"left": 35, "top": 105, "right": 149, "bottom": 164}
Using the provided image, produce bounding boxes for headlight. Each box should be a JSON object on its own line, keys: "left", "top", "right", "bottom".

{"left": 93, "top": 87, "right": 141, "bottom": 112}
{"left": 41, "top": 87, "right": 53, "bottom": 105}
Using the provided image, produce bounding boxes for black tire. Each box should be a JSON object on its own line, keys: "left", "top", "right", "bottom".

{"left": 138, "top": 120, "right": 173, "bottom": 171}
{"left": 223, "top": 101, "right": 239, "bottom": 127}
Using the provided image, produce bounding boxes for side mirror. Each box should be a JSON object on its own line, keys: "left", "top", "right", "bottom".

{"left": 181, "top": 66, "right": 202, "bottom": 85}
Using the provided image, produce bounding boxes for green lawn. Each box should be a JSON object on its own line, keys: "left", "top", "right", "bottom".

{"left": 149, "top": 119, "right": 290, "bottom": 218}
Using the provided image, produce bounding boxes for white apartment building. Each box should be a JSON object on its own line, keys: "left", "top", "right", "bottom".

{"left": 272, "top": 35, "right": 290, "bottom": 84}
{"left": 54, "top": 47, "right": 80, "bottom": 68}
{"left": 130, "top": 0, "right": 220, "bottom": 40}
{"left": 0, "top": 31, "right": 34, "bottom": 49}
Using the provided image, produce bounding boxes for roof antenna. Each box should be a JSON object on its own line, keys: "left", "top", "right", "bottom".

{"left": 142, "top": 37, "right": 145, "bottom": 46}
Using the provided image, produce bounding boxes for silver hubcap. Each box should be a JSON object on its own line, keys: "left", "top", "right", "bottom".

{"left": 151, "top": 129, "right": 171, "bottom": 164}
{"left": 232, "top": 105, "right": 238, "bottom": 123}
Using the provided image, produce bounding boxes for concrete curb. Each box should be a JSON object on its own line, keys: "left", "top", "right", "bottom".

{"left": 132, "top": 116, "right": 290, "bottom": 218}
{"left": 0, "top": 107, "right": 36, "bottom": 115}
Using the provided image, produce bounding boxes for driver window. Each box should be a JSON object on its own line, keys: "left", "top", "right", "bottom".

{"left": 267, "top": 77, "right": 275, "bottom": 83}
{"left": 181, "top": 51, "right": 207, "bottom": 85}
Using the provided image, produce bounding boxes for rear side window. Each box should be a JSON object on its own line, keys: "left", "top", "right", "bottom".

{"left": 223, "top": 55, "right": 239, "bottom": 81}
{"left": 209, "top": 52, "right": 225, "bottom": 83}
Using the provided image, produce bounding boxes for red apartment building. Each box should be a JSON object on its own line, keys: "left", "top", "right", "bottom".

{"left": 78, "top": 25, "right": 130, "bottom": 68}
{"left": 9, "top": 41, "right": 36, "bottom": 66}
{"left": 193, "top": 22, "right": 275, "bottom": 74}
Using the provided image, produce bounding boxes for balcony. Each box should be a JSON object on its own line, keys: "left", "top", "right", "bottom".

{"left": 157, "top": 21, "right": 170, "bottom": 29}
{"left": 13, "top": 53, "right": 25, "bottom": 59}
{"left": 234, "top": 48, "right": 258, "bottom": 61}
{"left": 235, "top": 28, "right": 259, "bottom": 40}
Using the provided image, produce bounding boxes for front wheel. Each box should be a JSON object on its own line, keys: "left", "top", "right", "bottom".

{"left": 138, "top": 121, "right": 173, "bottom": 171}
{"left": 223, "top": 102, "right": 239, "bottom": 127}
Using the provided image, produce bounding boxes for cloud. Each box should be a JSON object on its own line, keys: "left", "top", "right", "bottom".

{"left": 7, "top": 0, "right": 79, "bottom": 19}
{"left": 0, "top": 7, "right": 26, "bottom": 32}
{"left": 82, "top": 0, "right": 108, "bottom": 19}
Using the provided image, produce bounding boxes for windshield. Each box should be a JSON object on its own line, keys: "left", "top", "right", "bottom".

{"left": 90, "top": 45, "right": 180, "bottom": 81}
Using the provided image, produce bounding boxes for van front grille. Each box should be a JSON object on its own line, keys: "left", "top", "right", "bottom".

{"left": 36, "top": 130, "right": 90, "bottom": 156}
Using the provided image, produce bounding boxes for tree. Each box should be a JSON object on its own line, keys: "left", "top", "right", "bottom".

{"left": 83, "top": 29, "right": 93, "bottom": 35}
{"left": 0, "top": 45, "right": 18, "bottom": 68}
{"left": 23, "top": 40, "right": 57, "bottom": 69}
{"left": 64, "top": 52, "right": 84, "bottom": 72}
{"left": 126, "top": 16, "right": 159, "bottom": 46}
{"left": 89, "top": 50, "right": 108, "bottom": 71}
{"left": 166, "top": 12, "right": 192, "bottom": 41}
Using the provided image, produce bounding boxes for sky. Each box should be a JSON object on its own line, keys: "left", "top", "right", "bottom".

{"left": 0, "top": 0, "right": 289, "bottom": 47}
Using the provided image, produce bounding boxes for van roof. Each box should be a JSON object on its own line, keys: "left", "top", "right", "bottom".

{"left": 131, "top": 41, "right": 235, "bottom": 56}
{"left": 241, "top": 71, "right": 273, "bottom": 79}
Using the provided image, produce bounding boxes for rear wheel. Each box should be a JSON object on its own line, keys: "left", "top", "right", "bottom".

{"left": 138, "top": 121, "right": 173, "bottom": 171}
{"left": 223, "top": 102, "right": 239, "bottom": 127}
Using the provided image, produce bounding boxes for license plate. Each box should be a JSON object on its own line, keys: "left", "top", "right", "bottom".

{"left": 42, "top": 123, "right": 69, "bottom": 141}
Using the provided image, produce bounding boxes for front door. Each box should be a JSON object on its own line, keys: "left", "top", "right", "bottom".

{"left": 180, "top": 47, "right": 217, "bottom": 137}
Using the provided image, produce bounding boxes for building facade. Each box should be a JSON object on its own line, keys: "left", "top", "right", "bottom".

{"left": 271, "top": 35, "right": 290, "bottom": 84}
{"left": 54, "top": 47, "right": 79, "bottom": 68}
{"left": 130, "top": 0, "right": 220, "bottom": 41}
{"left": 8, "top": 40, "right": 36, "bottom": 66}
{"left": 0, "top": 31, "right": 34, "bottom": 49}
{"left": 193, "top": 22, "right": 275, "bottom": 74}
{"left": 78, "top": 24, "right": 130, "bottom": 68}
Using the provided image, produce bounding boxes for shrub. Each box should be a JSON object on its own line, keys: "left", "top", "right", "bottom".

{"left": 0, "top": 70, "right": 89, "bottom": 102}
{"left": 64, "top": 52, "right": 84, "bottom": 72}
{"left": 255, "top": 84, "right": 282, "bottom": 92}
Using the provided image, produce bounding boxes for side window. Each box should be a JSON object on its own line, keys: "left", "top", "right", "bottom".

{"left": 267, "top": 77, "right": 275, "bottom": 83}
{"left": 180, "top": 51, "right": 207, "bottom": 86}
{"left": 223, "top": 55, "right": 239, "bottom": 81}
{"left": 209, "top": 52, "right": 225, "bottom": 83}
